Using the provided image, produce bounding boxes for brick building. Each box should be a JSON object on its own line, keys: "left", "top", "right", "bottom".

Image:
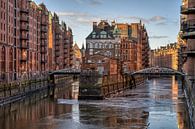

{"left": 84, "top": 20, "right": 150, "bottom": 75}
{"left": 150, "top": 43, "right": 179, "bottom": 70}
{"left": 180, "top": 0, "right": 195, "bottom": 79}
{"left": 52, "top": 13, "right": 73, "bottom": 70}
{"left": 0, "top": 0, "right": 73, "bottom": 83}
{"left": 85, "top": 20, "right": 120, "bottom": 74}
{"left": 72, "top": 43, "right": 82, "bottom": 70}
{"left": 115, "top": 22, "right": 150, "bottom": 72}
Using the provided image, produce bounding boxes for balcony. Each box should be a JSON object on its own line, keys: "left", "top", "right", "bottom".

{"left": 41, "top": 27, "right": 47, "bottom": 33}
{"left": 41, "top": 49, "right": 47, "bottom": 54}
{"left": 55, "top": 48, "right": 60, "bottom": 52}
{"left": 70, "top": 52, "right": 74, "bottom": 56}
{"left": 55, "top": 42, "right": 60, "bottom": 46}
{"left": 20, "top": 16, "right": 29, "bottom": 22}
{"left": 181, "top": 20, "right": 195, "bottom": 31}
{"left": 183, "top": 50, "right": 195, "bottom": 56}
{"left": 64, "top": 50, "right": 68, "bottom": 54}
{"left": 181, "top": 5, "right": 195, "bottom": 14}
{"left": 181, "top": 19, "right": 195, "bottom": 39}
{"left": 41, "top": 35, "right": 47, "bottom": 39}
{"left": 55, "top": 53, "right": 60, "bottom": 57}
{"left": 41, "top": 22, "right": 47, "bottom": 26}
{"left": 40, "top": 43, "right": 46, "bottom": 47}
{"left": 55, "top": 35, "right": 60, "bottom": 40}
{"left": 20, "top": 42, "right": 28, "bottom": 49}
{"left": 20, "top": 58, "right": 27, "bottom": 62}
{"left": 20, "top": 25, "right": 29, "bottom": 31}
{"left": 181, "top": 32, "right": 195, "bottom": 39}
{"left": 41, "top": 60, "right": 47, "bottom": 64}
{"left": 64, "top": 46, "right": 67, "bottom": 49}
{"left": 20, "top": 35, "right": 29, "bottom": 40}
{"left": 20, "top": 9, "right": 29, "bottom": 14}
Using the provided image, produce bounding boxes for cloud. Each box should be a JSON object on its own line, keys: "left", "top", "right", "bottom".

{"left": 149, "top": 16, "right": 166, "bottom": 22}
{"left": 156, "top": 22, "right": 167, "bottom": 26}
{"left": 89, "top": 0, "right": 102, "bottom": 6}
{"left": 72, "top": 0, "right": 103, "bottom": 6}
{"left": 56, "top": 11, "right": 100, "bottom": 25}
{"left": 56, "top": 11, "right": 172, "bottom": 28}
{"left": 150, "top": 36, "right": 169, "bottom": 39}
{"left": 117, "top": 15, "right": 167, "bottom": 24}
{"left": 117, "top": 16, "right": 149, "bottom": 23}
{"left": 57, "top": 11, "right": 88, "bottom": 17}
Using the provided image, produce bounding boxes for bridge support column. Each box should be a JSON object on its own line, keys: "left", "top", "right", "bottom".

{"left": 49, "top": 74, "right": 55, "bottom": 98}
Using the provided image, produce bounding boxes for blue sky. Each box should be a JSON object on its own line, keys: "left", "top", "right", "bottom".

{"left": 34, "top": 0, "right": 181, "bottom": 49}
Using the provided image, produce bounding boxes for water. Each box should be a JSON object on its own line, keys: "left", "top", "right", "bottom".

{"left": 0, "top": 77, "right": 191, "bottom": 129}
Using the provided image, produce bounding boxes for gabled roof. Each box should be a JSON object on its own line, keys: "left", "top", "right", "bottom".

{"left": 86, "top": 20, "right": 115, "bottom": 40}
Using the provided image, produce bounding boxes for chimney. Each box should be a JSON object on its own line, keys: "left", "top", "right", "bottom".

{"left": 93, "top": 22, "right": 97, "bottom": 29}
{"left": 111, "top": 20, "right": 116, "bottom": 27}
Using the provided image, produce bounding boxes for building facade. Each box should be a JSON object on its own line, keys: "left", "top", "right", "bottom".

{"left": 0, "top": 0, "right": 74, "bottom": 83}
{"left": 150, "top": 43, "right": 179, "bottom": 70}
{"left": 85, "top": 20, "right": 120, "bottom": 74}
{"left": 72, "top": 43, "right": 82, "bottom": 70}
{"left": 180, "top": 0, "right": 195, "bottom": 79}
{"left": 84, "top": 20, "right": 150, "bottom": 75}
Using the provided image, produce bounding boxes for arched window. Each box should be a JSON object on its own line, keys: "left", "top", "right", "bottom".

{"left": 9, "top": 48, "right": 13, "bottom": 72}
{"left": 99, "top": 43, "right": 102, "bottom": 48}
{"left": 95, "top": 43, "right": 98, "bottom": 48}
{"left": 90, "top": 43, "right": 93, "bottom": 48}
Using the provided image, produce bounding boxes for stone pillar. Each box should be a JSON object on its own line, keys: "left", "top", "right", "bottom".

{"left": 78, "top": 70, "right": 103, "bottom": 100}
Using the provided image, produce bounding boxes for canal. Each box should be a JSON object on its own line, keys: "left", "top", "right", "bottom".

{"left": 0, "top": 77, "right": 191, "bottom": 129}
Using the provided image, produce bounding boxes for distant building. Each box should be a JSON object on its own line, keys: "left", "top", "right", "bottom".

{"left": 72, "top": 43, "right": 82, "bottom": 70}
{"left": 150, "top": 43, "right": 179, "bottom": 70}
{"left": 84, "top": 20, "right": 150, "bottom": 75}
{"left": 85, "top": 20, "right": 120, "bottom": 74}
{"left": 51, "top": 13, "right": 73, "bottom": 70}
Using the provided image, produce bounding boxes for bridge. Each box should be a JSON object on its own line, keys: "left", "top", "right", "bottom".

{"left": 49, "top": 69, "right": 81, "bottom": 76}
{"left": 129, "top": 67, "right": 185, "bottom": 76}
{"left": 49, "top": 67, "right": 185, "bottom": 77}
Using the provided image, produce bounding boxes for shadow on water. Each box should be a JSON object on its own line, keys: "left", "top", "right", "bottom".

{"left": 0, "top": 77, "right": 192, "bottom": 129}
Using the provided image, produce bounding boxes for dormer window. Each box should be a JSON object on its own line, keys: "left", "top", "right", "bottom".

{"left": 100, "top": 31, "right": 107, "bottom": 38}
{"left": 92, "top": 34, "right": 96, "bottom": 38}
{"left": 92, "top": 32, "right": 96, "bottom": 38}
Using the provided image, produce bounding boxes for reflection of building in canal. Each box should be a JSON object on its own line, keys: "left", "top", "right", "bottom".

{"left": 54, "top": 79, "right": 79, "bottom": 99}
{"left": 0, "top": 96, "right": 72, "bottom": 129}
{"left": 79, "top": 105, "right": 149, "bottom": 129}
{"left": 171, "top": 76, "right": 191, "bottom": 129}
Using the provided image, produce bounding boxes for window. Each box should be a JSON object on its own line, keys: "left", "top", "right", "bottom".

{"left": 109, "top": 44, "right": 113, "bottom": 48}
{"left": 1, "top": 47, "right": 6, "bottom": 79}
{"left": 95, "top": 43, "right": 98, "bottom": 48}
{"left": 92, "top": 34, "right": 96, "bottom": 38}
{"left": 90, "top": 43, "right": 93, "bottom": 48}
{"left": 9, "top": 48, "right": 13, "bottom": 72}
{"left": 100, "top": 31, "right": 107, "bottom": 39}
{"left": 89, "top": 49, "right": 93, "bottom": 55}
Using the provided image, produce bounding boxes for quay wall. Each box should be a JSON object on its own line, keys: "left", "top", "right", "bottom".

{"left": 184, "top": 78, "right": 195, "bottom": 129}
{"left": 0, "top": 75, "right": 73, "bottom": 106}
{"left": 78, "top": 71, "right": 145, "bottom": 100}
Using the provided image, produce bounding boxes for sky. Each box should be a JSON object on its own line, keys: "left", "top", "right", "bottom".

{"left": 34, "top": 0, "right": 181, "bottom": 49}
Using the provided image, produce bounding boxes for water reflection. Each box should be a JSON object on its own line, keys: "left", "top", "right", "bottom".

{"left": 0, "top": 77, "right": 191, "bottom": 129}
